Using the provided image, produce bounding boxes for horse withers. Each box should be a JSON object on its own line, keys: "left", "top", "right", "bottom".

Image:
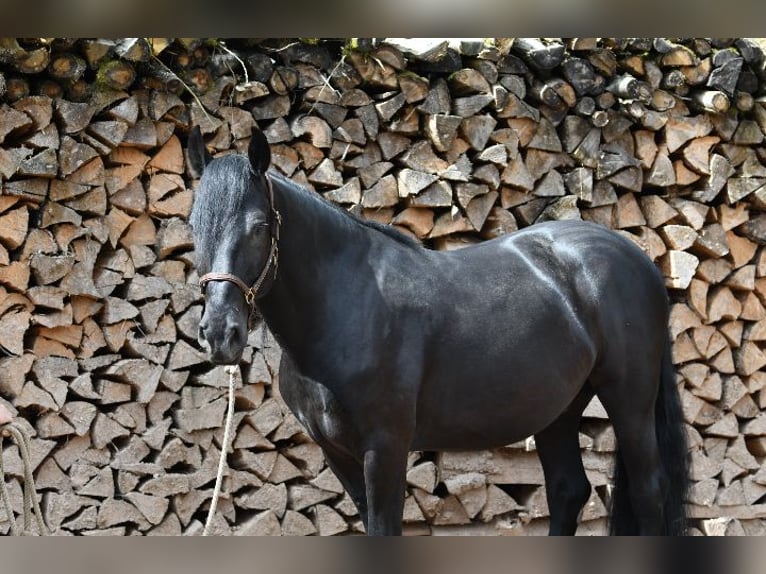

{"left": 187, "top": 126, "right": 689, "bottom": 536}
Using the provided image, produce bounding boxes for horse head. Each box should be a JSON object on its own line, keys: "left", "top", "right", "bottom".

{"left": 188, "top": 126, "right": 278, "bottom": 364}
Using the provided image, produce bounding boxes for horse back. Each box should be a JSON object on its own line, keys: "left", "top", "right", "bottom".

{"left": 406, "top": 220, "right": 667, "bottom": 449}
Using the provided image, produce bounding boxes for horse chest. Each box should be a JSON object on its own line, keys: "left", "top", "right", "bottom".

{"left": 278, "top": 354, "right": 359, "bottom": 449}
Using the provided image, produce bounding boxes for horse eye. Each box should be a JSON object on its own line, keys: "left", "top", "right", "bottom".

{"left": 251, "top": 222, "right": 268, "bottom": 235}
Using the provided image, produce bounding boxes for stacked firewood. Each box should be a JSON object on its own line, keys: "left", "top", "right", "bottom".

{"left": 2, "top": 37, "right": 766, "bottom": 536}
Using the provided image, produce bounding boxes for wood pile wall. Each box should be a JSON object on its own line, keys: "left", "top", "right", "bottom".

{"left": 1, "top": 37, "right": 766, "bottom": 536}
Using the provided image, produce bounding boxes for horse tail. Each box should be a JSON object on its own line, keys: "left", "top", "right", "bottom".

{"left": 609, "top": 330, "right": 689, "bottom": 535}
{"left": 654, "top": 330, "right": 690, "bottom": 535}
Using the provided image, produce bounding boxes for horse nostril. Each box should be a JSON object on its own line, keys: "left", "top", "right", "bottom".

{"left": 225, "top": 324, "right": 239, "bottom": 349}
{"left": 198, "top": 322, "right": 208, "bottom": 342}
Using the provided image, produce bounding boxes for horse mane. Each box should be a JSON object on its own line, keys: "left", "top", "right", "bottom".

{"left": 353, "top": 213, "right": 422, "bottom": 248}
{"left": 269, "top": 171, "right": 422, "bottom": 249}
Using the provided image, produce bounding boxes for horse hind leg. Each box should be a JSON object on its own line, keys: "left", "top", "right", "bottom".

{"left": 592, "top": 364, "right": 668, "bottom": 535}
{"left": 534, "top": 384, "right": 595, "bottom": 536}
{"left": 607, "top": 410, "right": 667, "bottom": 535}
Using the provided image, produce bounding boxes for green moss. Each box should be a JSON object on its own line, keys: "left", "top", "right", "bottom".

{"left": 340, "top": 38, "right": 359, "bottom": 58}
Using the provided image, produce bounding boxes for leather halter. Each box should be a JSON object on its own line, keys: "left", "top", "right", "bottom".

{"left": 198, "top": 173, "right": 281, "bottom": 331}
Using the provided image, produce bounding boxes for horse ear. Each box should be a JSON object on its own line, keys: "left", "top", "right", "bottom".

{"left": 187, "top": 126, "right": 212, "bottom": 176}
{"left": 248, "top": 129, "right": 271, "bottom": 174}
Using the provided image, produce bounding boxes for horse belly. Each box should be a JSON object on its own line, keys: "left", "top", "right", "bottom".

{"left": 412, "top": 370, "right": 587, "bottom": 450}
{"left": 411, "top": 314, "right": 595, "bottom": 451}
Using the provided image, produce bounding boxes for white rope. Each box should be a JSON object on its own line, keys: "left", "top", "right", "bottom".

{"left": 203, "top": 364, "right": 238, "bottom": 536}
{"left": 1, "top": 421, "right": 49, "bottom": 536}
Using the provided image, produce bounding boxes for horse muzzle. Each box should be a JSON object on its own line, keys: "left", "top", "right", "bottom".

{"left": 197, "top": 309, "right": 247, "bottom": 365}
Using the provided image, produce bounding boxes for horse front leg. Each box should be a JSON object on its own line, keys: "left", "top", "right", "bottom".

{"left": 362, "top": 442, "right": 409, "bottom": 536}
{"left": 321, "top": 446, "right": 368, "bottom": 532}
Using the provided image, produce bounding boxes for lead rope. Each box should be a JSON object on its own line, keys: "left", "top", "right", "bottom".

{"left": 202, "top": 364, "right": 239, "bottom": 536}
{"left": 0, "top": 375, "right": 236, "bottom": 537}
{"left": 0, "top": 421, "right": 49, "bottom": 536}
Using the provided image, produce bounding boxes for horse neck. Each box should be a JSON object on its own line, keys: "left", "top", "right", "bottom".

{"left": 257, "top": 175, "right": 373, "bottom": 350}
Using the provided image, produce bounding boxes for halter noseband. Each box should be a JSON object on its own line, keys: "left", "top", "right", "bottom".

{"left": 198, "top": 173, "right": 281, "bottom": 330}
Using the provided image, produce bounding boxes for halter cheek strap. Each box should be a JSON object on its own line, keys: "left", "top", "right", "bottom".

{"left": 198, "top": 174, "right": 281, "bottom": 331}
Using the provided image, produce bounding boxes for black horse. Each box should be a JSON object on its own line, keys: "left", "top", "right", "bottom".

{"left": 187, "top": 127, "right": 689, "bottom": 536}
